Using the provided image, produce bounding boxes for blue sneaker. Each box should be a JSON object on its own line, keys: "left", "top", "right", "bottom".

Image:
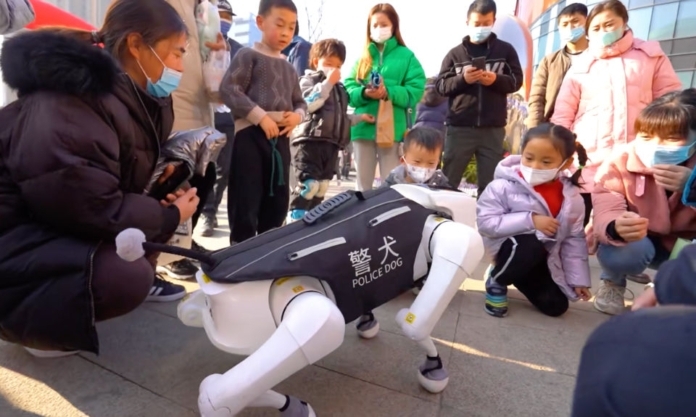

{"left": 484, "top": 265, "right": 508, "bottom": 317}
{"left": 289, "top": 209, "right": 306, "bottom": 220}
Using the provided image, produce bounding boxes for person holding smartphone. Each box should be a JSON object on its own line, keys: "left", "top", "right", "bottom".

{"left": 435, "top": 0, "right": 523, "bottom": 196}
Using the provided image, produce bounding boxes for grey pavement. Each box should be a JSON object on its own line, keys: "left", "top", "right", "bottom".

{"left": 0, "top": 178, "right": 649, "bottom": 417}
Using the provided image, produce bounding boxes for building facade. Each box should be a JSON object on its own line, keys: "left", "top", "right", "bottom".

{"left": 229, "top": 13, "right": 262, "bottom": 47}
{"left": 522, "top": 0, "right": 696, "bottom": 88}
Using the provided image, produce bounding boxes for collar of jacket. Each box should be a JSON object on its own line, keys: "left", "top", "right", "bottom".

{"left": 368, "top": 36, "right": 399, "bottom": 59}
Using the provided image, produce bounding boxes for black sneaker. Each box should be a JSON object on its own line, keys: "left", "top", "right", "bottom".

{"left": 200, "top": 215, "right": 217, "bottom": 237}
{"left": 147, "top": 274, "right": 187, "bottom": 302}
{"left": 191, "top": 240, "right": 211, "bottom": 254}
{"left": 157, "top": 259, "right": 198, "bottom": 279}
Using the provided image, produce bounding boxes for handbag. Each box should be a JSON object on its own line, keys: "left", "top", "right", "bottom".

{"left": 375, "top": 98, "right": 395, "bottom": 149}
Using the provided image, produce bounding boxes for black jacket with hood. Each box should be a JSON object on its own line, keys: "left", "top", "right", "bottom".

{"left": 0, "top": 30, "right": 178, "bottom": 354}
{"left": 436, "top": 33, "right": 523, "bottom": 128}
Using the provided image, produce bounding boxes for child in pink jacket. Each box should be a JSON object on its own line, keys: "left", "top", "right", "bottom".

{"left": 551, "top": 0, "right": 681, "bottom": 219}
{"left": 591, "top": 89, "right": 696, "bottom": 316}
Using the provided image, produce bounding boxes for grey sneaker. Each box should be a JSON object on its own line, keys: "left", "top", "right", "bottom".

{"left": 280, "top": 395, "right": 316, "bottom": 417}
{"left": 594, "top": 280, "right": 631, "bottom": 315}
{"left": 200, "top": 215, "right": 217, "bottom": 237}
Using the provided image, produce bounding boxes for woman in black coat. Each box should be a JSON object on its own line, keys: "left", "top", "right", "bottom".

{"left": 0, "top": 0, "right": 201, "bottom": 356}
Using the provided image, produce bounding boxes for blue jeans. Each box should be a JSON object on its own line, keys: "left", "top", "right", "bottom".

{"left": 596, "top": 236, "right": 669, "bottom": 287}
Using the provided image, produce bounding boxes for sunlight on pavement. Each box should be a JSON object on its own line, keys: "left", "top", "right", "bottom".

{"left": 0, "top": 367, "right": 86, "bottom": 417}
{"left": 433, "top": 338, "right": 557, "bottom": 373}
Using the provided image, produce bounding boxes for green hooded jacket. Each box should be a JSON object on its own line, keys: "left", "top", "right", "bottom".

{"left": 344, "top": 37, "right": 426, "bottom": 143}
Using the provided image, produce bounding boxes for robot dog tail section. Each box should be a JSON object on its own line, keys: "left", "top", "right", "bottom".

{"left": 115, "top": 228, "right": 215, "bottom": 265}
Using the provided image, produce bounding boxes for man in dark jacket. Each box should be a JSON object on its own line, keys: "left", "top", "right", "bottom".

{"left": 436, "top": 0, "right": 523, "bottom": 195}
{"left": 526, "top": 3, "right": 588, "bottom": 128}
{"left": 200, "top": 0, "right": 244, "bottom": 237}
{"left": 283, "top": 25, "right": 312, "bottom": 77}
{"left": 572, "top": 243, "right": 696, "bottom": 417}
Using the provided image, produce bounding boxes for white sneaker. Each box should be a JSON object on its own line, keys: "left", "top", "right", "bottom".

{"left": 25, "top": 347, "right": 79, "bottom": 358}
{"left": 594, "top": 280, "right": 632, "bottom": 315}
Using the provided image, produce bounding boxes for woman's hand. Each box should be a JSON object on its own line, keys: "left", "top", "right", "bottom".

{"left": 614, "top": 212, "right": 649, "bottom": 242}
{"left": 632, "top": 286, "right": 658, "bottom": 311}
{"left": 574, "top": 287, "right": 592, "bottom": 301}
{"left": 160, "top": 188, "right": 186, "bottom": 207}
{"left": 173, "top": 187, "right": 200, "bottom": 222}
{"left": 364, "top": 84, "right": 386, "bottom": 100}
{"left": 652, "top": 164, "right": 692, "bottom": 192}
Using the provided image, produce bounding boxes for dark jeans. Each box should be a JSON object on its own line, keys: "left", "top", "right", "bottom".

{"left": 491, "top": 234, "right": 569, "bottom": 317}
{"left": 227, "top": 126, "right": 290, "bottom": 243}
{"left": 189, "top": 162, "right": 217, "bottom": 230}
{"left": 202, "top": 112, "right": 235, "bottom": 219}
{"left": 572, "top": 306, "right": 696, "bottom": 417}
{"left": 442, "top": 125, "right": 505, "bottom": 195}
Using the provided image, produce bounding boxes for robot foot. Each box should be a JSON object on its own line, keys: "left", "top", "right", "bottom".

{"left": 280, "top": 396, "right": 316, "bottom": 417}
{"left": 417, "top": 355, "right": 449, "bottom": 394}
{"left": 356, "top": 312, "right": 380, "bottom": 339}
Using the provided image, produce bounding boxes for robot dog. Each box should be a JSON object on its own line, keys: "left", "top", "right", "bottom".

{"left": 116, "top": 184, "right": 484, "bottom": 416}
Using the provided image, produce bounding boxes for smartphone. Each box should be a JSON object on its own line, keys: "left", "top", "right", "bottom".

{"left": 472, "top": 56, "right": 486, "bottom": 71}
{"left": 148, "top": 163, "right": 193, "bottom": 201}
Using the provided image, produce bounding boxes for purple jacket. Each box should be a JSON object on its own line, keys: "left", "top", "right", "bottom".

{"left": 476, "top": 155, "right": 591, "bottom": 299}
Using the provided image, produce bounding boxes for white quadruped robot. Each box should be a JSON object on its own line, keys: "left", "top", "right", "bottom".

{"left": 116, "top": 185, "right": 484, "bottom": 417}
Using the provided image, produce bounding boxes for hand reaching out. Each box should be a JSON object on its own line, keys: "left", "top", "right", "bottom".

{"left": 361, "top": 114, "right": 376, "bottom": 123}
{"left": 205, "top": 32, "right": 227, "bottom": 51}
{"left": 574, "top": 287, "right": 592, "bottom": 301}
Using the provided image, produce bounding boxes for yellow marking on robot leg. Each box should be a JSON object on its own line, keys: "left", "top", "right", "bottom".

{"left": 405, "top": 313, "right": 416, "bottom": 324}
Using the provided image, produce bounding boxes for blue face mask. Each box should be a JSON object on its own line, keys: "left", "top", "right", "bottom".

{"left": 220, "top": 19, "right": 231, "bottom": 39}
{"left": 635, "top": 141, "right": 696, "bottom": 168}
{"left": 589, "top": 27, "right": 624, "bottom": 48}
{"left": 138, "top": 46, "right": 182, "bottom": 98}
{"left": 469, "top": 26, "right": 493, "bottom": 43}
{"left": 560, "top": 27, "right": 585, "bottom": 44}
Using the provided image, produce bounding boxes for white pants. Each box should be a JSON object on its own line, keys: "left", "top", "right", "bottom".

{"left": 352, "top": 139, "right": 400, "bottom": 191}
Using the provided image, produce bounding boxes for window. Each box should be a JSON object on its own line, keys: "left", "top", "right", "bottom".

{"left": 676, "top": 1, "right": 696, "bottom": 38}
{"left": 648, "top": 3, "right": 679, "bottom": 40}
{"left": 551, "top": 30, "right": 561, "bottom": 52}
{"left": 670, "top": 54, "right": 696, "bottom": 70}
{"left": 672, "top": 36, "right": 696, "bottom": 54}
{"left": 628, "top": 7, "right": 653, "bottom": 41}
{"left": 535, "top": 34, "right": 549, "bottom": 65}
{"left": 677, "top": 71, "right": 694, "bottom": 88}
{"left": 629, "top": 0, "right": 654, "bottom": 7}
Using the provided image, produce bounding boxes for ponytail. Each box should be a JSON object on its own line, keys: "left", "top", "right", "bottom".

{"left": 42, "top": 27, "right": 102, "bottom": 45}
{"left": 570, "top": 138, "right": 589, "bottom": 188}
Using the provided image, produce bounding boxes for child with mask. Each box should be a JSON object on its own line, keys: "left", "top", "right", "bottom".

{"left": 220, "top": 0, "right": 307, "bottom": 244}
{"left": 382, "top": 127, "right": 451, "bottom": 188}
{"left": 287, "top": 39, "right": 375, "bottom": 222}
{"left": 477, "top": 123, "right": 592, "bottom": 318}
{"left": 590, "top": 89, "right": 696, "bottom": 316}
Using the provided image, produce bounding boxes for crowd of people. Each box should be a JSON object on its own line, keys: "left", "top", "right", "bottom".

{"left": 0, "top": 0, "right": 696, "bottom": 415}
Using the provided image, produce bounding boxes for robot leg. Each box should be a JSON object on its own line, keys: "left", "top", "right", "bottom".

{"left": 395, "top": 220, "right": 484, "bottom": 393}
{"left": 197, "top": 291, "right": 345, "bottom": 416}
{"left": 288, "top": 179, "right": 320, "bottom": 223}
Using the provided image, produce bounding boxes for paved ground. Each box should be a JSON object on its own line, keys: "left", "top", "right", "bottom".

{"left": 0, "top": 178, "right": 649, "bottom": 417}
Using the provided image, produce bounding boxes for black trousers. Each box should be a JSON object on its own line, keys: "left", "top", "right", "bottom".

{"left": 290, "top": 141, "right": 338, "bottom": 212}
{"left": 202, "top": 112, "right": 235, "bottom": 218}
{"left": 227, "top": 126, "right": 290, "bottom": 244}
{"left": 491, "top": 234, "right": 569, "bottom": 317}
{"left": 572, "top": 306, "right": 696, "bottom": 417}
{"left": 189, "top": 162, "right": 217, "bottom": 230}
{"left": 581, "top": 193, "right": 592, "bottom": 227}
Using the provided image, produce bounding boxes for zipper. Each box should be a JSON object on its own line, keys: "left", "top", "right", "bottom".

{"left": 368, "top": 206, "right": 411, "bottom": 227}
{"left": 334, "top": 88, "right": 343, "bottom": 142}
{"left": 379, "top": 51, "right": 384, "bottom": 66}
{"left": 287, "top": 237, "right": 347, "bottom": 261}
{"left": 87, "top": 241, "right": 102, "bottom": 326}
{"left": 224, "top": 197, "right": 409, "bottom": 278}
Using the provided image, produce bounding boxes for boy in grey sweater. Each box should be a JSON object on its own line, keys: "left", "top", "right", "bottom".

{"left": 220, "top": 0, "right": 307, "bottom": 244}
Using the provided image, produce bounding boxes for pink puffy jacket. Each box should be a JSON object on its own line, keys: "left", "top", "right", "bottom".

{"left": 550, "top": 30, "right": 682, "bottom": 192}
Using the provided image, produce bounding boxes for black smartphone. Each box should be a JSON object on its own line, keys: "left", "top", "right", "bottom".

{"left": 148, "top": 163, "right": 192, "bottom": 201}
{"left": 472, "top": 56, "right": 486, "bottom": 71}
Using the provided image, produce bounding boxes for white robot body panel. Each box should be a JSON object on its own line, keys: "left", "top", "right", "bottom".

{"left": 390, "top": 184, "right": 478, "bottom": 229}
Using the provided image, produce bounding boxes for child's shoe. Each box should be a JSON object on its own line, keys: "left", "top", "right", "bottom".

{"left": 287, "top": 209, "right": 306, "bottom": 224}
{"left": 484, "top": 266, "right": 508, "bottom": 317}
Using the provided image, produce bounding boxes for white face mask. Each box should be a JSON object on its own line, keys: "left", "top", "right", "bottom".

{"left": 406, "top": 164, "right": 436, "bottom": 184}
{"left": 370, "top": 26, "right": 393, "bottom": 44}
{"left": 519, "top": 162, "right": 564, "bottom": 186}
